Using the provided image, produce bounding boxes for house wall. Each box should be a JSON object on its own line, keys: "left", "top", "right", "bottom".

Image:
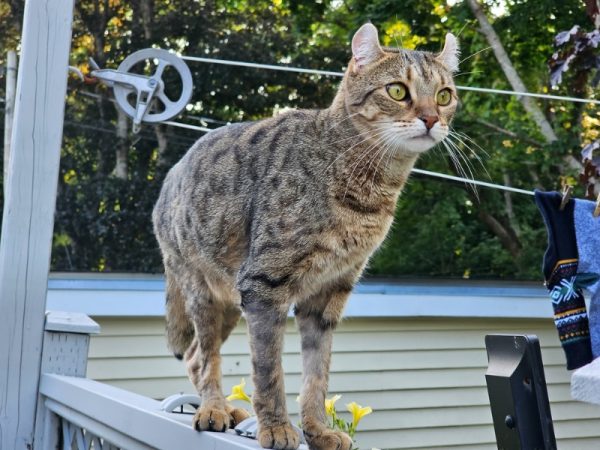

{"left": 87, "top": 315, "right": 600, "bottom": 450}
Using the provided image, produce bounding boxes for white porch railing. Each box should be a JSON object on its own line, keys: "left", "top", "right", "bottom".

{"left": 40, "top": 374, "right": 265, "bottom": 450}
{"left": 37, "top": 311, "right": 307, "bottom": 450}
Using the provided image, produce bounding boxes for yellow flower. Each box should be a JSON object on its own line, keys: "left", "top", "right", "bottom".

{"left": 346, "top": 401, "right": 373, "bottom": 428}
{"left": 324, "top": 394, "right": 342, "bottom": 417}
{"left": 226, "top": 378, "right": 252, "bottom": 403}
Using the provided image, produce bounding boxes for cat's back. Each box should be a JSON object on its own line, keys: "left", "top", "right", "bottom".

{"left": 163, "top": 109, "right": 322, "bottom": 194}
{"left": 153, "top": 109, "right": 325, "bottom": 264}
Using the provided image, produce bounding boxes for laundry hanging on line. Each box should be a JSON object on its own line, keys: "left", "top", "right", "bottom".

{"left": 535, "top": 190, "right": 600, "bottom": 370}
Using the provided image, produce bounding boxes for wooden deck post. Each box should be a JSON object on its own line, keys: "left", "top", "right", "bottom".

{"left": 0, "top": 0, "right": 74, "bottom": 448}
{"left": 3, "top": 50, "right": 17, "bottom": 200}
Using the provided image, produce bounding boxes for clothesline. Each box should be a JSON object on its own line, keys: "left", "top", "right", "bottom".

{"left": 3, "top": 53, "right": 558, "bottom": 198}
{"left": 180, "top": 55, "right": 600, "bottom": 106}
{"left": 411, "top": 168, "right": 535, "bottom": 196}
{"left": 62, "top": 90, "right": 539, "bottom": 198}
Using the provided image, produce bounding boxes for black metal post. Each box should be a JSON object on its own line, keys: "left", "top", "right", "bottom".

{"left": 485, "top": 334, "right": 557, "bottom": 450}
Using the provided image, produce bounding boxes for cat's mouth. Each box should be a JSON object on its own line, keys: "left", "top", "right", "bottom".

{"left": 403, "top": 134, "right": 440, "bottom": 153}
{"left": 409, "top": 134, "right": 437, "bottom": 143}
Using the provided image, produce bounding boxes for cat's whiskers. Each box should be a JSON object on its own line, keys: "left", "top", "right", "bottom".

{"left": 323, "top": 124, "right": 384, "bottom": 146}
{"left": 367, "top": 136, "right": 396, "bottom": 195}
{"left": 364, "top": 125, "right": 422, "bottom": 195}
{"left": 443, "top": 128, "right": 488, "bottom": 175}
{"left": 447, "top": 133, "right": 489, "bottom": 179}
{"left": 459, "top": 46, "right": 492, "bottom": 65}
{"left": 441, "top": 140, "right": 468, "bottom": 182}
{"left": 444, "top": 133, "right": 477, "bottom": 181}
{"left": 453, "top": 70, "right": 483, "bottom": 78}
{"left": 445, "top": 137, "right": 476, "bottom": 181}
{"left": 381, "top": 138, "right": 398, "bottom": 186}
{"left": 441, "top": 139, "right": 480, "bottom": 199}
{"left": 345, "top": 130, "right": 390, "bottom": 181}
{"left": 455, "top": 20, "right": 471, "bottom": 39}
{"left": 341, "top": 130, "right": 393, "bottom": 201}
{"left": 447, "top": 130, "right": 490, "bottom": 182}
{"left": 441, "top": 140, "right": 466, "bottom": 179}
{"left": 323, "top": 112, "right": 363, "bottom": 134}
{"left": 344, "top": 144, "right": 385, "bottom": 198}
{"left": 450, "top": 128, "right": 489, "bottom": 158}
{"left": 363, "top": 135, "right": 393, "bottom": 192}
{"left": 322, "top": 126, "right": 389, "bottom": 175}
{"left": 392, "top": 28, "right": 403, "bottom": 54}
{"left": 363, "top": 125, "right": 398, "bottom": 174}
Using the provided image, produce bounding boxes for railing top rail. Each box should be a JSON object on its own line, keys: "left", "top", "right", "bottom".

{"left": 40, "top": 373, "right": 308, "bottom": 450}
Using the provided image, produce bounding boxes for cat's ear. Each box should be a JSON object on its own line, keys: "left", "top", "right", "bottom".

{"left": 436, "top": 33, "right": 460, "bottom": 73}
{"left": 351, "top": 23, "right": 384, "bottom": 72}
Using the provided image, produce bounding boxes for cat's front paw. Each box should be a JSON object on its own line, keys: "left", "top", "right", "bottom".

{"left": 304, "top": 427, "right": 353, "bottom": 450}
{"left": 192, "top": 406, "right": 230, "bottom": 432}
{"left": 258, "top": 423, "right": 301, "bottom": 450}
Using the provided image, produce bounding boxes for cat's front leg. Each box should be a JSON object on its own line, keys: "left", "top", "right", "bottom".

{"left": 240, "top": 281, "right": 301, "bottom": 450}
{"left": 295, "top": 286, "right": 354, "bottom": 450}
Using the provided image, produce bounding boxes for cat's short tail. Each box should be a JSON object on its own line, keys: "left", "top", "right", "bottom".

{"left": 165, "top": 275, "right": 194, "bottom": 360}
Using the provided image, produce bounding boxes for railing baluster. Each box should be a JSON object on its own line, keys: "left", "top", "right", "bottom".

{"left": 62, "top": 419, "right": 73, "bottom": 450}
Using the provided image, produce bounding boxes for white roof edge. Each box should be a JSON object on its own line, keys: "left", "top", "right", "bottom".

{"left": 46, "top": 289, "right": 553, "bottom": 319}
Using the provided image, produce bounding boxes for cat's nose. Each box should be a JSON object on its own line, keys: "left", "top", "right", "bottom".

{"left": 419, "top": 115, "right": 439, "bottom": 130}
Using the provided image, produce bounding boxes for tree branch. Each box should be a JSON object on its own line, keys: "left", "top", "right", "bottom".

{"left": 466, "top": 0, "right": 558, "bottom": 143}
{"left": 473, "top": 118, "right": 545, "bottom": 148}
{"left": 477, "top": 208, "right": 522, "bottom": 259}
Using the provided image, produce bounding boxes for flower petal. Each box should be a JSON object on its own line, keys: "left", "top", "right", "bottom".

{"left": 346, "top": 401, "right": 372, "bottom": 428}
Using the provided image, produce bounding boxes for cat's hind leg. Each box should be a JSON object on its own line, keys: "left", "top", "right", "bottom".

{"left": 181, "top": 271, "right": 234, "bottom": 432}
{"left": 164, "top": 263, "right": 194, "bottom": 359}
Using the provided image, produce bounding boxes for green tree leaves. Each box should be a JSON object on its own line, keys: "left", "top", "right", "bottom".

{"left": 0, "top": 0, "right": 591, "bottom": 278}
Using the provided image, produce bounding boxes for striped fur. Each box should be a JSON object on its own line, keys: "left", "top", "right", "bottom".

{"left": 153, "top": 23, "right": 458, "bottom": 450}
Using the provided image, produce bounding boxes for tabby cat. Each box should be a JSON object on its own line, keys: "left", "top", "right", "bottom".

{"left": 153, "top": 23, "right": 459, "bottom": 450}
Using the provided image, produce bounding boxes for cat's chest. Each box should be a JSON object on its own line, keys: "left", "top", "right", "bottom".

{"left": 291, "top": 211, "right": 394, "bottom": 297}
{"left": 307, "top": 213, "right": 393, "bottom": 274}
{"left": 335, "top": 213, "right": 393, "bottom": 256}
{"left": 329, "top": 189, "right": 398, "bottom": 256}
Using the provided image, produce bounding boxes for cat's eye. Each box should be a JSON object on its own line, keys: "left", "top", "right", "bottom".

{"left": 437, "top": 88, "right": 452, "bottom": 106}
{"left": 386, "top": 83, "right": 408, "bottom": 101}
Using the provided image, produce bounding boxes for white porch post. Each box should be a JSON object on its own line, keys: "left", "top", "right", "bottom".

{"left": 0, "top": 0, "right": 74, "bottom": 448}
{"left": 3, "top": 50, "right": 17, "bottom": 200}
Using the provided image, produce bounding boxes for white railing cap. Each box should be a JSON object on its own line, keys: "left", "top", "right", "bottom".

{"left": 45, "top": 310, "right": 100, "bottom": 335}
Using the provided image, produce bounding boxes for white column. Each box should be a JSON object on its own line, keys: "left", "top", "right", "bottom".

{"left": 3, "top": 50, "right": 17, "bottom": 200}
{"left": 0, "top": 0, "right": 74, "bottom": 448}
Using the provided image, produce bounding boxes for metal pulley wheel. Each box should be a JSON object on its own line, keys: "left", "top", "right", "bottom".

{"left": 91, "top": 48, "right": 193, "bottom": 132}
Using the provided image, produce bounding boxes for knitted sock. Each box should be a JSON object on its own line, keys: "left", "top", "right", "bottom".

{"left": 535, "top": 191, "right": 595, "bottom": 369}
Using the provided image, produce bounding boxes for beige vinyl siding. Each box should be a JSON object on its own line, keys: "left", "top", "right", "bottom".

{"left": 87, "top": 317, "right": 600, "bottom": 450}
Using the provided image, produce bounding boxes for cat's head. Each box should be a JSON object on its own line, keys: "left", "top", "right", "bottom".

{"left": 343, "top": 23, "right": 459, "bottom": 154}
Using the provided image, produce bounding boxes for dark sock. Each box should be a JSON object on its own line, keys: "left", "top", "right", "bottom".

{"left": 535, "top": 190, "right": 594, "bottom": 369}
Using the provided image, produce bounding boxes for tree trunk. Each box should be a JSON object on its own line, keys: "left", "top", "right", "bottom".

{"left": 139, "top": 0, "right": 154, "bottom": 41}
{"left": 155, "top": 124, "right": 169, "bottom": 167}
{"left": 114, "top": 107, "right": 129, "bottom": 179}
{"left": 477, "top": 208, "right": 522, "bottom": 260}
{"left": 502, "top": 172, "right": 520, "bottom": 238}
{"left": 465, "top": 0, "right": 583, "bottom": 263}
{"left": 466, "top": 0, "right": 558, "bottom": 143}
